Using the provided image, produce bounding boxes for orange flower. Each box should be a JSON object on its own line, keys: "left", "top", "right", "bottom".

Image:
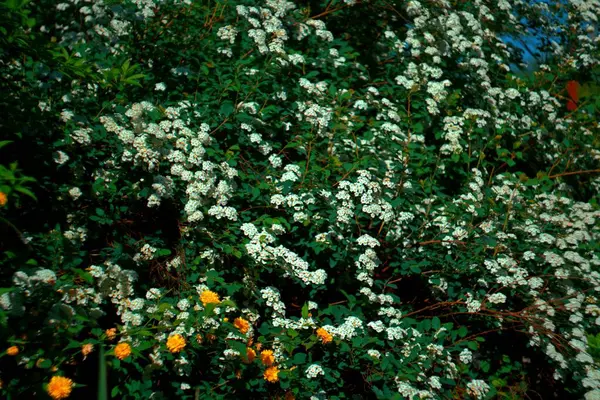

{"left": 200, "top": 290, "right": 220, "bottom": 306}
{"left": 196, "top": 334, "right": 203, "bottom": 344}
{"left": 105, "top": 328, "right": 117, "bottom": 341}
{"left": 81, "top": 344, "right": 93, "bottom": 359}
{"left": 233, "top": 317, "right": 250, "bottom": 334}
{"left": 260, "top": 349, "right": 275, "bottom": 366}
{"left": 244, "top": 347, "right": 256, "bottom": 364}
{"left": 255, "top": 342, "right": 262, "bottom": 351}
{"left": 263, "top": 366, "right": 279, "bottom": 383}
{"left": 47, "top": 376, "right": 73, "bottom": 399}
{"left": 316, "top": 327, "right": 333, "bottom": 344}
{"left": 0, "top": 192, "right": 7, "bottom": 207}
{"left": 6, "top": 346, "right": 19, "bottom": 356}
{"left": 114, "top": 342, "right": 131, "bottom": 360}
{"left": 166, "top": 334, "right": 186, "bottom": 353}
{"left": 285, "top": 392, "right": 296, "bottom": 400}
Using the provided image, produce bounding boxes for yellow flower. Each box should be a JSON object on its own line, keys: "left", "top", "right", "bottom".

{"left": 243, "top": 347, "right": 256, "bottom": 364}
{"left": 166, "top": 334, "right": 186, "bottom": 353}
{"left": 6, "top": 346, "right": 19, "bottom": 356}
{"left": 233, "top": 317, "right": 250, "bottom": 334}
{"left": 0, "top": 192, "right": 7, "bottom": 207}
{"left": 81, "top": 344, "right": 94, "bottom": 359}
{"left": 200, "top": 290, "right": 220, "bottom": 306}
{"left": 223, "top": 317, "right": 229, "bottom": 323}
{"left": 47, "top": 376, "right": 73, "bottom": 399}
{"left": 260, "top": 349, "right": 275, "bottom": 366}
{"left": 263, "top": 366, "right": 279, "bottom": 383}
{"left": 316, "top": 327, "right": 333, "bottom": 344}
{"left": 105, "top": 328, "right": 117, "bottom": 341}
{"left": 114, "top": 343, "right": 131, "bottom": 360}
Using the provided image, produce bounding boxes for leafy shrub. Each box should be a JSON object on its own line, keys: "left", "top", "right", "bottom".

{"left": 1, "top": 0, "right": 599, "bottom": 399}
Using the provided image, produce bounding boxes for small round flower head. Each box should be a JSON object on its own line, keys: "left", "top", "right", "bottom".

{"left": 167, "top": 334, "right": 186, "bottom": 353}
{"left": 114, "top": 342, "right": 131, "bottom": 360}
{"left": 260, "top": 349, "right": 275, "bottom": 366}
{"left": 105, "top": 328, "right": 117, "bottom": 341}
{"left": 200, "top": 290, "right": 220, "bottom": 306}
{"left": 264, "top": 366, "right": 279, "bottom": 382}
{"left": 47, "top": 376, "right": 73, "bottom": 399}
{"left": 244, "top": 347, "right": 256, "bottom": 364}
{"left": 316, "top": 327, "right": 333, "bottom": 344}
{"left": 0, "top": 192, "right": 7, "bottom": 207}
{"left": 81, "top": 344, "right": 94, "bottom": 358}
{"left": 234, "top": 317, "right": 250, "bottom": 334}
{"left": 6, "top": 346, "right": 18, "bottom": 356}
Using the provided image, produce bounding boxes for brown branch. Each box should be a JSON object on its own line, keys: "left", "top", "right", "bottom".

{"left": 548, "top": 168, "right": 600, "bottom": 179}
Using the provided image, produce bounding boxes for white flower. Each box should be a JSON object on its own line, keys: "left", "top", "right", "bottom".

{"left": 54, "top": 151, "right": 70, "bottom": 165}
{"left": 306, "top": 364, "right": 325, "bottom": 378}
{"left": 69, "top": 187, "right": 82, "bottom": 200}
{"left": 487, "top": 293, "right": 507, "bottom": 304}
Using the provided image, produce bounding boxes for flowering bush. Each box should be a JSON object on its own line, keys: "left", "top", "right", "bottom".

{"left": 1, "top": 0, "right": 600, "bottom": 399}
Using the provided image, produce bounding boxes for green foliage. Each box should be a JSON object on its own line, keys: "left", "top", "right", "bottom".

{"left": 0, "top": 0, "right": 599, "bottom": 399}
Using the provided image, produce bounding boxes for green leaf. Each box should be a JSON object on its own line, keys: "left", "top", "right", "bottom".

{"left": 14, "top": 186, "right": 36, "bottom": 200}
{"left": 301, "top": 303, "right": 309, "bottom": 319}
{"left": 219, "top": 101, "right": 235, "bottom": 117}
{"left": 292, "top": 353, "right": 306, "bottom": 365}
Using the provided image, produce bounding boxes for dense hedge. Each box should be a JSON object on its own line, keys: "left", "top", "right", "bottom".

{"left": 1, "top": 0, "right": 600, "bottom": 399}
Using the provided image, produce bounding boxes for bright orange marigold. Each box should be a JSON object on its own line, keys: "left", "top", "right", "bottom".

{"left": 0, "top": 192, "right": 7, "bottom": 207}
{"left": 6, "top": 346, "right": 19, "bottom": 356}
{"left": 233, "top": 317, "right": 250, "bottom": 334}
{"left": 200, "top": 290, "right": 220, "bottom": 306}
{"left": 316, "top": 327, "right": 333, "bottom": 344}
{"left": 263, "top": 366, "right": 279, "bottom": 383}
{"left": 166, "top": 334, "right": 186, "bottom": 353}
{"left": 47, "top": 376, "right": 73, "bottom": 399}
{"left": 114, "top": 342, "right": 131, "bottom": 360}
{"left": 260, "top": 349, "right": 275, "bottom": 366}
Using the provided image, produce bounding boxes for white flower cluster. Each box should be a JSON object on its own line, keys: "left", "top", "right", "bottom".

{"left": 98, "top": 102, "right": 238, "bottom": 223}
{"left": 305, "top": 364, "right": 325, "bottom": 379}
{"left": 243, "top": 223, "right": 327, "bottom": 285}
